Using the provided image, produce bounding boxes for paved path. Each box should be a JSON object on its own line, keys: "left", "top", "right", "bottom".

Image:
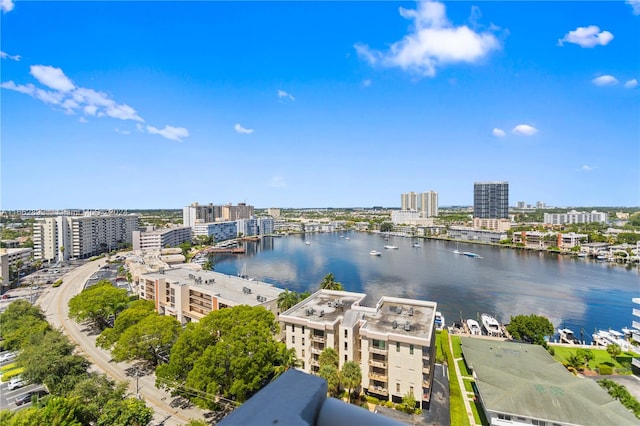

{"left": 37, "top": 260, "right": 208, "bottom": 426}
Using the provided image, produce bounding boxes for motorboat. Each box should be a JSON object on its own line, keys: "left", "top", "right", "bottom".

{"left": 558, "top": 328, "right": 580, "bottom": 344}
{"left": 369, "top": 250, "right": 382, "bottom": 256}
{"left": 467, "top": 319, "right": 482, "bottom": 335}
{"left": 481, "top": 313, "right": 502, "bottom": 336}
{"left": 384, "top": 245, "right": 399, "bottom": 250}
{"left": 435, "top": 311, "right": 445, "bottom": 330}
{"left": 305, "top": 242, "right": 311, "bottom": 245}
{"left": 413, "top": 242, "right": 421, "bottom": 248}
{"left": 463, "top": 252, "right": 482, "bottom": 258}
{"left": 345, "top": 237, "right": 350, "bottom": 240}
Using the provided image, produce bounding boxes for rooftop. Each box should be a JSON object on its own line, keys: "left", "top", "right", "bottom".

{"left": 461, "top": 338, "right": 639, "bottom": 425}
{"left": 360, "top": 297, "right": 437, "bottom": 343}
{"left": 280, "top": 290, "right": 367, "bottom": 325}
{"left": 141, "top": 267, "right": 283, "bottom": 306}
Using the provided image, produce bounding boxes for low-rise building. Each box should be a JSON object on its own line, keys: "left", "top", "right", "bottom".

{"left": 544, "top": 210, "right": 607, "bottom": 225}
{"left": 136, "top": 267, "right": 283, "bottom": 324}
{"left": 192, "top": 221, "right": 237, "bottom": 242}
{"left": 280, "top": 290, "right": 438, "bottom": 408}
{"left": 448, "top": 227, "right": 507, "bottom": 244}
{"left": 472, "top": 218, "right": 511, "bottom": 232}
{"left": 132, "top": 226, "right": 192, "bottom": 252}
{"left": 0, "top": 247, "right": 33, "bottom": 287}
{"left": 461, "top": 337, "right": 639, "bottom": 426}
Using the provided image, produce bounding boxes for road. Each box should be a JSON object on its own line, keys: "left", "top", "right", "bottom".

{"left": 36, "top": 260, "right": 207, "bottom": 425}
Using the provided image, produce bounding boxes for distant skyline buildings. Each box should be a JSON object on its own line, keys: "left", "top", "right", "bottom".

{"left": 473, "top": 181, "right": 509, "bottom": 219}
{"left": 400, "top": 191, "right": 438, "bottom": 217}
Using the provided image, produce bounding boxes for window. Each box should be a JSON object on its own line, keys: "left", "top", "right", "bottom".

{"left": 292, "top": 335, "right": 295, "bottom": 344}
{"left": 344, "top": 354, "right": 348, "bottom": 362}
{"left": 344, "top": 329, "right": 348, "bottom": 338}
{"left": 292, "top": 324, "right": 295, "bottom": 333}
{"left": 396, "top": 383, "right": 400, "bottom": 392}
{"left": 396, "top": 342, "right": 400, "bottom": 352}
{"left": 409, "top": 386, "right": 413, "bottom": 394}
{"left": 302, "top": 349, "right": 305, "bottom": 357}
{"left": 497, "top": 414, "right": 512, "bottom": 421}
{"left": 302, "top": 337, "right": 305, "bottom": 345}
{"left": 302, "top": 326, "right": 305, "bottom": 334}
{"left": 344, "top": 342, "right": 348, "bottom": 350}
{"left": 410, "top": 344, "right": 414, "bottom": 355}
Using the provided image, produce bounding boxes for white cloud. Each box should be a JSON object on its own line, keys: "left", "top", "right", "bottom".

{"left": 512, "top": 124, "right": 538, "bottom": 136}
{"left": 84, "top": 105, "right": 98, "bottom": 116}
{"left": 491, "top": 128, "right": 506, "bottom": 137}
{"left": 627, "top": 0, "right": 640, "bottom": 15}
{"left": 105, "top": 103, "right": 143, "bottom": 122}
{"left": 0, "top": 0, "right": 14, "bottom": 13}
{"left": 558, "top": 26, "right": 614, "bottom": 48}
{"left": 0, "top": 81, "right": 36, "bottom": 95}
{"left": 579, "top": 165, "right": 595, "bottom": 172}
{"left": 234, "top": 123, "right": 254, "bottom": 134}
{"left": 0, "top": 51, "right": 20, "bottom": 61}
{"left": 268, "top": 176, "right": 287, "bottom": 188}
{"left": 78, "top": 117, "right": 88, "bottom": 123}
{"left": 136, "top": 123, "right": 145, "bottom": 133}
{"left": 277, "top": 89, "right": 295, "bottom": 101}
{"left": 624, "top": 79, "right": 638, "bottom": 89}
{"left": 354, "top": 1, "right": 501, "bottom": 77}
{"left": 114, "top": 128, "right": 131, "bottom": 135}
{"left": 146, "top": 125, "right": 190, "bottom": 142}
{"left": 30, "top": 65, "right": 75, "bottom": 92}
{"left": 1, "top": 81, "right": 64, "bottom": 106}
{"left": 362, "top": 79, "right": 372, "bottom": 87}
{"left": 592, "top": 75, "right": 618, "bottom": 86}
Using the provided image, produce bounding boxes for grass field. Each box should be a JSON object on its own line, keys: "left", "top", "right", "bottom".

{"left": 551, "top": 345, "right": 634, "bottom": 371}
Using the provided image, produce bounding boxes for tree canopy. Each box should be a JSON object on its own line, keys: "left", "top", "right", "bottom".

{"left": 319, "top": 273, "right": 343, "bottom": 291}
{"left": 68, "top": 280, "right": 131, "bottom": 331}
{"left": 340, "top": 361, "right": 362, "bottom": 403}
{"left": 505, "top": 314, "right": 554, "bottom": 345}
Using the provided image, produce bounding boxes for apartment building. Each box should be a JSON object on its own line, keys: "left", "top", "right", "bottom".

{"left": 544, "top": 210, "right": 607, "bottom": 225}
{"left": 400, "top": 192, "right": 438, "bottom": 217}
{"left": 137, "top": 267, "right": 283, "bottom": 324}
{"left": 0, "top": 248, "right": 33, "bottom": 287}
{"left": 182, "top": 203, "right": 221, "bottom": 227}
{"left": 512, "top": 231, "right": 587, "bottom": 249}
{"left": 132, "top": 226, "right": 192, "bottom": 252}
{"left": 449, "top": 227, "right": 507, "bottom": 244}
{"left": 473, "top": 181, "right": 509, "bottom": 219}
{"left": 280, "top": 290, "right": 438, "bottom": 408}
{"left": 471, "top": 217, "right": 511, "bottom": 232}
{"left": 33, "top": 214, "right": 139, "bottom": 262}
{"left": 222, "top": 203, "right": 254, "bottom": 221}
{"left": 192, "top": 221, "right": 237, "bottom": 242}
{"left": 236, "top": 218, "right": 275, "bottom": 237}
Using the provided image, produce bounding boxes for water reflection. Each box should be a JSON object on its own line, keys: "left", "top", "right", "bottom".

{"left": 213, "top": 233, "right": 639, "bottom": 342}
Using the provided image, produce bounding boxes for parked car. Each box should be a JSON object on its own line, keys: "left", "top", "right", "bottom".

{"left": 0, "top": 352, "right": 17, "bottom": 363}
{"left": 7, "top": 377, "right": 25, "bottom": 390}
{"left": 15, "top": 389, "right": 48, "bottom": 406}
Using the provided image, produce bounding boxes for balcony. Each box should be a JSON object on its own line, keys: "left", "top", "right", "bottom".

{"left": 368, "top": 386, "right": 388, "bottom": 397}
{"left": 309, "top": 358, "right": 319, "bottom": 367}
{"left": 368, "top": 359, "right": 387, "bottom": 368}
{"left": 422, "top": 365, "right": 430, "bottom": 374}
{"left": 310, "top": 335, "right": 326, "bottom": 343}
{"left": 310, "top": 347, "right": 323, "bottom": 355}
{"left": 422, "top": 379, "right": 430, "bottom": 388}
{"left": 633, "top": 321, "right": 640, "bottom": 330}
{"left": 369, "top": 346, "right": 387, "bottom": 355}
{"left": 368, "top": 372, "right": 387, "bottom": 382}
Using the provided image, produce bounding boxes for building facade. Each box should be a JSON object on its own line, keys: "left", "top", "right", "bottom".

{"left": 471, "top": 218, "right": 512, "bottom": 232}
{"left": 192, "top": 221, "right": 237, "bottom": 242}
{"left": 132, "top": 226, "right": 192, "bottom": 252}
{"left": 33, "top": 214, "right": 139, "bottom": 262}
{"left": 221, "top": 203, "right": 254, "bottom": 221}
{"left": 543, "top": 210, "right": 607, "bottom": 225}
{"left": 136, "top": 267, "right": 283, "bottom": 324}
{"left": 448, "top": 227, "right": 507, "bottom": 244}
{"left": 0, "top": 248, "right": 33, "bottom": 287}
{"left": 400, "top": 192, "right": 438, "bottom": 217}
{"left": 280, "top": 290, "right": 438, "bottom": 408}
{"left": 473, "top": 181, "right": 509, "bottom": 219}
{"left": 182, "top": 203, "right": 221, "bottom": 227}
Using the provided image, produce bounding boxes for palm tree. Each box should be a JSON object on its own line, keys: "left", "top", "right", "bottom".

{"left": 277, "top": 289, "right": 300, "bottom": 312}
{"left": 319, "top": 273, "right": 343, "bottom": 291}
{"left": 607, "top": 343, "right": 621, "bottom": 364}
{"left": 273, "top": 346, "right": 300, "bottom": 378}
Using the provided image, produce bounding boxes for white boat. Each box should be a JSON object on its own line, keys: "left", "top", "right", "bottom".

{"left": 452, "top": 242, "right": 462, "bottom": 255}
{"left": 369, "top": 250, "right": 382, "bottom": 256}
{"left": 345, "top": 237, "right": 350, "bottom": 240}
{"left": 463, "top": 252, "right": 482, "bottom": 258}
{"left": 413, "top": 242, "right": 421, "bottom": 248}
{"left": 467, "top": 319, "right": 482, "bottom": 335}
{"left": 481, "top": 313, "right": 502, "bottom": 336}
{"left": 384, "top": 245, "right": 398, "bottom": 250}
{"left": 577, "top": 252, "right": 587, "bottom": 258}
{"left": 558, "top": 328, "right": 580, "bottom": 344}
{"left": 435, "top": 311, "right": 445, "bottom": 330}
{"left": 305, "top": 242, "right": 311, "bottom": 245}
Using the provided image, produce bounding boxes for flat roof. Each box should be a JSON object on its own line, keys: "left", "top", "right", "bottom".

{"left": 280, "top": 290, "right": 367, "bottom": 325}
{"left": 360, "top": 297, "right": 437, "bottom": 342}
{"left": 461, "top": 338, "right": 639, "bottom": 425}
{"left": 141, "top": 267, "right": 283, "bottom": 306}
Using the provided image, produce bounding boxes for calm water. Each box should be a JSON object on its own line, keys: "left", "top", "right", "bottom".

{"left": 213, "top": 232, "right": 640, "bottom": 343}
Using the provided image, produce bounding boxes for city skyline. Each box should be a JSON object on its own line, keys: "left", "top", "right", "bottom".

{"left": 1, "top": 1, "right": 639, "bottom": 209}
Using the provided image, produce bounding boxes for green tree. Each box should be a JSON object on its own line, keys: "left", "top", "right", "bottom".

{"left": 111, "top": 313, "right": 181, "bottom": 367}
{"left": 319, "top": 347, "right": 339, "bottom": 369}
{"left": 576, "top": 348, "right": 594, "bottom": 367}
{"left": 0, "top": 300, "right": 50, "bottom": 350}
{"left": 277, "top": 289, "right": 301, "bottom": 312}
{"left": 319, "top": 273, "right": 343, "bottom": 291}
{"left": 340, "top": 361, "right": 362, "bottom": 403}
{"left": 400, "top": 391, "right": 417, "bottom": 413}
{"left": 505, "top": 314, "right": 554, "bottom": 345}
{"left": 607, "top": 343, "right": 622, "bottom": 364}
{"left": 564, "top": 352, "right": 585, "bottom": 371}
{"left": 380, "top": 222, "right": 393, "bottom": 232}
{"left": 97, "top": 397, "right": 153, "bottom": 426}
{"left": 4, "top": 396, "right": 82, "bottom": 426}
{"left": 319, "top": 365, "right": 341, "bottom": 397}
{"left": 273, "top": 345, "right": 300, "bottom": 378}
{"left": 97, "top": 300, "right": 156, "bottom": 350}
{"left": 68, "top": 280, "right": 131, "bottom": 331}
{"left": 67, "top": 374, "right": 128, "bottom": 425}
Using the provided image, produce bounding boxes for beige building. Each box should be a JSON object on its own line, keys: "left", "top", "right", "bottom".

{"left": 132, "top": 226, "right": 192, "bottom": 252}
{"left": 136, "top": 267, "right": 283, "bottom": 324}
{"left": 472, "top": 217, "right": 511, "bottom": 232}
{"left": 279, "top": 290, "right": 437, "bottom": 408}
{"left": 1, "top": 247, "right": 33, "bottom": 287}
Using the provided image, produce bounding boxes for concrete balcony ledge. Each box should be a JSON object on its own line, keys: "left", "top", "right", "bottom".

{"left": 219, "top": 369, "right": 402, "bottom": 426}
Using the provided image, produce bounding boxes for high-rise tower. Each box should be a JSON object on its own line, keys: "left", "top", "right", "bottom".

{"left": 473, "top": 181, "right": 509, "bottom": 219}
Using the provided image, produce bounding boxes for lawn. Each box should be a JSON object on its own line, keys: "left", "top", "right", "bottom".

{"left": 551, "top": 345, "right": 634, "bottom": 371}
{"left": 451, "top": 335, "right": 463, "bottom": 358}
{"left": 458, "top": 359, "right": 471, "bottom": 377}
{"left": 463, "top": 379, "right": 475, "bottom": 393}
{"left": 442, "top": 330, "right": 470, "bottom": 426}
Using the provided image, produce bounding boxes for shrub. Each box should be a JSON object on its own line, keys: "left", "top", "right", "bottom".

{"left": 598, "top": 364, "right": 613, "bottom": 375}
{"left": 365, "top": 395, "right": 381, "bottom": 405}
{"left": 1, "top": 367, "right": 24, "bottom": 381}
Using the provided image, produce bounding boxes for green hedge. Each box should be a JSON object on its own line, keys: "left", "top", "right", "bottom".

{"left": 1, "top": 367, "right": 24, "bottom": 381}
{"left": 598, "top": 364, "right": 613, "bottom": 375}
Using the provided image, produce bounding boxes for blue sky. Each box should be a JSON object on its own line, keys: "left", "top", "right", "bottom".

{"left": 1, "top": 1, "right": 639, "bottom": 209}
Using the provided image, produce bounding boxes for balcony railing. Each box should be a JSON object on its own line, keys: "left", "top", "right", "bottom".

{"left": 310, "top": 335, "right": 326, "bottom": 343}
{"left": 368, "top": 386, "right": 388, "bottom": 396}
{"left": 309, "top": 358, "right": 319, "bottom": 367}
{"left": 422, "top": 380, "right": 430, "bottom": 388}
{"left": 369, "top": 346, "right": 387, "bottom": 355}
{"left": 310, "top": 347, "right": 323, "bottom": 355}
{"left": 368, "top": 359, "right": 387, "bottom": 368}
{"left": 368, "top": 372, "right": 387, "bottom": 382}
{"left": 633, "top": 321, "right": 640, "bottom": 330}
{"left": 422, "top": 365, "right": 430, "bottom": 374}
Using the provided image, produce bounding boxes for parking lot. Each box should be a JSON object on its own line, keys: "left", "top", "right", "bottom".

{"left": 0, "top": 355, "right": 48, "bottom": 412}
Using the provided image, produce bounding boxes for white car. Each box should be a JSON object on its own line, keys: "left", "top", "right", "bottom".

{"left": 7, "top": 377, "right": 25, "bottom": 390}
{"left": 0, "top": 352, "right": 16, "bottom": 363}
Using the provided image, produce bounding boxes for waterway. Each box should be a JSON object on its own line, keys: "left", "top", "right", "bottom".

{"left": 212, "top": 232, "right": 639, "bottom": 343}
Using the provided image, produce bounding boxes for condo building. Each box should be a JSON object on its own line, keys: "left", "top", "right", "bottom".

{"left": 473, "top": 181, "right": 509, "bottom": 219}
{"left": 136, "top": 267, "right": 283, "bottom": 324}
{"left": 400, "top": 191, "right": 438, "bottom": 217}
{"left": 280, "top": 290, "right": 438, "bottom": 408}
{"left": 132, "top": 226, "right": 192, "bottom": 252}
{"left": 192, "top": 221, "right": 237, "bottom": 242}
{"left": 543, "top": 210, "right": 607, "bottom": 225}
{"left": 0, "top": 247, "right": 33, "bottom": 287}
{"left": 33, "top": 213, "right": 139, "bottom": 262}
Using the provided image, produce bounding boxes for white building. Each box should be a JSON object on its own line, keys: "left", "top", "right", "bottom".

{"left": 280, "top": 290, "right": 437, "bottom": 408}
{"left": 0, "top": 248, "right": 33, "bottom": 287}
{"left": 182, "top": 203, "right": 220, "bottom": 227}
{"left": 391, "top": 211, "right": 435, "bottom": 226}
{"left": 132, "top": 226, "right": 192, "bottom": 252}
{"left": 33, "top": 214, "right": 139, "bottom": 262}
{"left": 192, "top": 221, "right": 237, "bottom": 243}
{"left": 544, "top": 210, "right": 607, "bottom": 225}
{"left": 136, "top": 267, "right": 283, "bottom": 324}
{"left": 400, "top": 191, "right": 438, "bottom": 217}
{"left": 448, "top": 227, "right": 507, "bottom": 244}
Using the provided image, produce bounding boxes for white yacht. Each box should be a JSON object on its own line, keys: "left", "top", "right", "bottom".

{"left": 384, "top": 245, "right": 399, "bottom": 250}
{"left": 481, "top": 313, "right": 502, "bottom": 336}
{"left": 467, "top": 319, "right": 482, "bottom": 335}
{"left": 435, "top": 311, "right": 445, "bottom": 330}
{"left": 305, "top": 242, "right": 311, "bottom": 246}
{"left": 558, "top": 328, "right": 580, "bottom": 344}
{"left": 369, "top": 250, "right": 382, "bottom": 256}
